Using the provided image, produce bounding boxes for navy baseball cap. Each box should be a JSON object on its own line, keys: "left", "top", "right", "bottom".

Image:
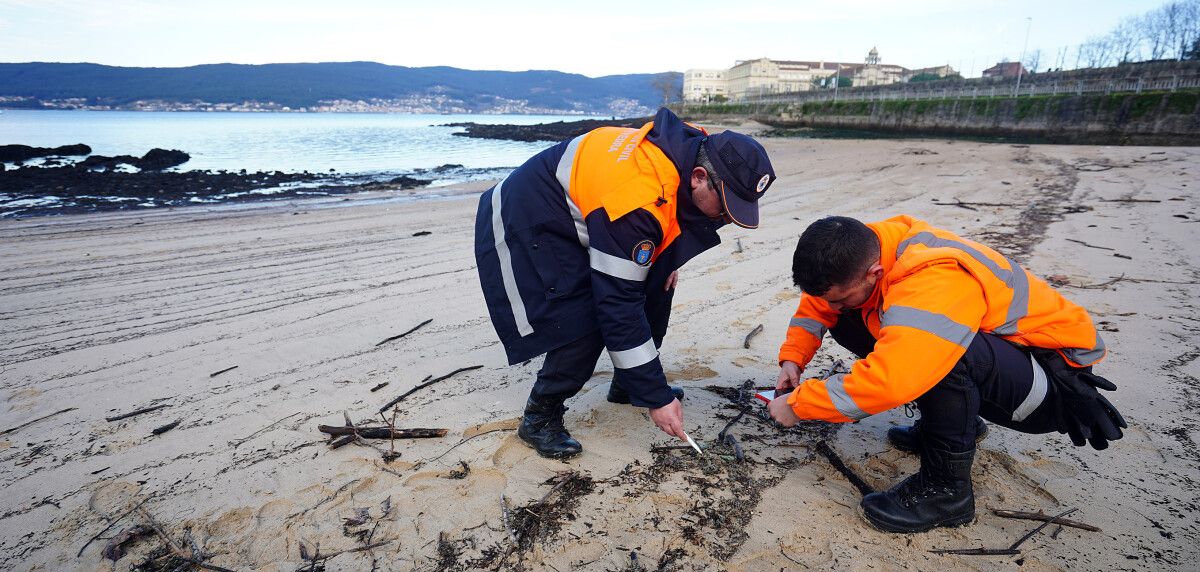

{"left": 702, "top": 131, "right": 775, "bottom": 229}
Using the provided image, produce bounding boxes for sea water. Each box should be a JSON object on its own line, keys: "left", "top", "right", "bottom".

{"left": 0, "top": 110, "right": 590, "bottom": 175}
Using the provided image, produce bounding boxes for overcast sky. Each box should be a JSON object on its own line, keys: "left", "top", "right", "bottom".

{"left": 0, "top": 0, "right": 1167, "bottom": 77}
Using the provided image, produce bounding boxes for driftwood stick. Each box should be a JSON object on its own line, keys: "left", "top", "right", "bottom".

{"left": 375, "top": 318, "right": 433, "bottom": 347}
{"left": 328, "top": 435, "right": 357, "bottom": 449}
{"left": 105, "top": 404, "right": 169, "bottom": 422}
{"left": 423, "top": 428, "right": 515, "bottom": 466}
{"left": 1065, "top": 238, "right": 1115, "bottom": 251}
{"left": 743, "top": 324, "right": 764, "bottom": 349}
{"left": 229, "top": 412, "right": 300, "bottom": 448}
{"left": 208, "top": 365, "right": 238, "bottom": 378}
{"left": 992, "top": 508, "right": 1101, "bottom": 532}
{"left": 303, "top": 539, "right": 394, "bottom": 563}
{"left": 500, "top": 495, "right": 518, "bottom": 545}
{"left": 1008, "top": 508, "right": 1078, "bottom": 551}
{"left": 2, "top": 407, "right": 76, "bottom": 436}
{"left": 537, "top": 471, "right": 578, "bottom": 507}
{"left": 369, "top": 382, "right": 389, "bottom": 392}
{"left": 1065, "top": 274, "right": 1128, "bottom": 290}
{"left": 815, "top": 441, "right": 874, "bottom": 496}
{"left": 377, "top": 366, "right": 483, "bottom": 413}
{"left": 318, "top": 425, "right": 447, "bottom": 439}
{"left": 136, "top": 506, "right": 236, "bottom": 572}
{"left": 150, "top": 420, "right": 181, "bottom": 436}
{"left": 1100, "top": 198, "right": 1160, "bottom": 203}
{"left": 930, "top": 547, "right": 1021, "bottom": 555}
{"left": 77, "top": 495, "right": 154, "bottom": 557}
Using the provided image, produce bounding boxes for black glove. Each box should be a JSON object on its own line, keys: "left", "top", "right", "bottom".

{"left": 1031, "top": 349, "right": 1127, "bottom": 450}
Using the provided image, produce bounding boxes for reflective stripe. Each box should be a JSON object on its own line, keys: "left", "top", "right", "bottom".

{"left": 490, "top": 179, "right": 533, "bottom": 337}
{"left": 1062, "top": 332, "right": 1107, "bottom": 365}
{"left": 1013, "top": 353, "right": 1049, "bottom": 422}
{"left": 589, "top": 248, "right": 650, "bottom": 282}
{"left": 897, "top": 232, "right": 1029, "bottom": 336}
{"left": 555, "top": 135, "right": 590, "bottom": 249}
{"left": 788, "top": 317, "right": 828, "bottom": 340}
{"left": 881, "top": 305, "right": 975, "bottom": 349}
{"left": 609, "top": 338, "right": 658, "bottom": 369}
{"left": 824, "top": 373, "right": 869, "bottom": 420}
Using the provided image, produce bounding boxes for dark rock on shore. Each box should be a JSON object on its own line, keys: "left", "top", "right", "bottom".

{"left": 77, "top": 148, "right": 191, "bottom": 171}
{"left": 0, "top": 143, "right": 92, "bottom": 162}
{"left": 446, "top": 117, "right": 649, "bottom": 142}
{"left": 387, "top": 175, "right": 431, "bottom": 189}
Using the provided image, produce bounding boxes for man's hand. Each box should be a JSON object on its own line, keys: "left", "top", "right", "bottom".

{"left": 663, "top": 270, "right": 678, "bottom": 292}
{"left": 768, "top": 395, "right": 801, "bottom": 427}
{"left": 776, "top": 361, "right": 802, "bottom": 391}
{"left": 648, "top": 398, "right": 685, "bottom": 439}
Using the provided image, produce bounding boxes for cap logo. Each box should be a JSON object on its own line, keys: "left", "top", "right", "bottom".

{"left": 756, "top": 174, "right": 770, "bottom": 194}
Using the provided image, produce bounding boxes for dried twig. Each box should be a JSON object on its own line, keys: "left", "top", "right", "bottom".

{"left": 375, "top": 319, "right": 433, "bottom": 347}
{"left": 2, "top": 407, "right": 75, "bottom": 436}
{"left": 378, "top": 366, "right": 484, "bottom": 413}
{"left": 229, "top": 412, "right": 301, "bottom": 448}
{"left": 369, "top": 382, "right": 389, "bottom": 392}
{"left": 1065, "top": 238, "right": 1115, "bottom": 251}
{"left": 743, "top": 324, "right": 764, "bottom": 349}
{"left": 301, "top": 539, "right": 394, "bottom": 565}
{"left": 105, "top": 404, "right": 169, "bottom": 422}
{"left": 136, "top": 506, "right": 236, "bottom": 572}
{"left": 1063, "top": 274, "right": 1128, "bottom": 290}
{"left": 931, "top": 508, "right": 1077, "bottom": 556}
{"left": 815, "top": 441, "right": 873, "bottom": 496}
{"left": 318, "top": 425, "right": 447, "bottom": 439}
{"left": 992, "top": 509, "right": 1099, "bottom": 532}
{"left": 1008, "top": 508, "right": 1078, "bottom": 551}
{"left": 209, "top": 366, "right": 238, "bottom": 378}
{"left": 500, "top": 495, "right": 517, "bottom": 545}
{"left": 78, "top": 495, "right": 154, "bottom": 557}
{"left": 1100, "top": 198, "right": 1159, "bottom": 203}
{"left": 150, "top": 420, "right": 181, "bottom": 436}
{"left": 422, "top": 428, "right": 515, "bottom": 466}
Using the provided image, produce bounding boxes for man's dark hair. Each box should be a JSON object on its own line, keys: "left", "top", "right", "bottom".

{"left": 792, "top": 216, "right": 880, "bottom": 295}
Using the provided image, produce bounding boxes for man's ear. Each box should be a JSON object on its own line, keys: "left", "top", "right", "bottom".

{"left": 867, "top": 261, "right": 884, "bottom": 281}
{"left": 690, "top": 166, "right": 708, "bottom": 191}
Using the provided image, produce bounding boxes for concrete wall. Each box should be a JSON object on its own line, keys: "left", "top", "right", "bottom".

{"left": 687, "top": 91, "right": 1200, "bottom": 145}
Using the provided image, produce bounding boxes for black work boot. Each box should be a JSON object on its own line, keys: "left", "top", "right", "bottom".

{"left": 860, "top": 445, "right": 976, "bottom": 533}
{"left": 888, "top": 417, "right": 988, "bottom": 454}
{"left": 517, "top": 396, "right": 582, "bottom": 459}
{"left": 606, "top": 384, "right": 685, "bottom": 405}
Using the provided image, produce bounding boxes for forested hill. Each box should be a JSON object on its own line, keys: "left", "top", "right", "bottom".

{"left": 0, "top": 62, "right": 680, "bottom": 115}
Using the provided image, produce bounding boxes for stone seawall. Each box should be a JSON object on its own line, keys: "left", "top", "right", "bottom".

{"left": 685, "top": 91, "right": 1200, "bottom": 145}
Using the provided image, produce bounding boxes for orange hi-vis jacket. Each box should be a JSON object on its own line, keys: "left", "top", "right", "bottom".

{"left": 778, "top": 215, "right": 1107, "bottom": 423}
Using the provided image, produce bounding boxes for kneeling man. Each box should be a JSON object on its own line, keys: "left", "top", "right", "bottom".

{"left": 769, "top": 215, "right": 1125, "bottom": 532}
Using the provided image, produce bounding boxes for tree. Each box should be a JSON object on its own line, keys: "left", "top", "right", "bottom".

{"left": 908, "top": 72, "right": 944, "bottom": 82}
{"left": 650, "top": 73, "right": 681, "bottom": 105}
{"left": 1023, "top": 49, "right": 1042, "bottom": 74}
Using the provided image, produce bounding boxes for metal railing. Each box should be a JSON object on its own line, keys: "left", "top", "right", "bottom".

{"left": 737, "top": 75, "right": 1200, "bottom": 105}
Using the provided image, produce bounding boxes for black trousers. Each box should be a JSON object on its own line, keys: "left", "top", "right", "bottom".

{"left": 530, "top": 264, "right": 676, "bottom": 403}
{"left": 831, "top": 311, "right": 1059, "bottom": 452}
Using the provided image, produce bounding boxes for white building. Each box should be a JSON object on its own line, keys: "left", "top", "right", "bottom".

{"left": 682, "top": 69, "right": 728, "bottom": 102}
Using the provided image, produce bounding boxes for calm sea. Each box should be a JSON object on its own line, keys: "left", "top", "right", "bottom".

{"left": 0, "top": 110, "right": 588, "bottom": 174}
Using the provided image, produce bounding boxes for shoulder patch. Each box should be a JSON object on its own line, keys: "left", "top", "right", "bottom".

{"left": 631, "top": 240, "right": 655, "bottom": 266}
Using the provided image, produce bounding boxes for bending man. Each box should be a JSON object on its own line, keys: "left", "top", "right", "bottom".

{"left": 769, "top": 215, "right": 1124, "bottom": 532}
{"left": 476, "top": 108, "right": 775, "bottom": 458}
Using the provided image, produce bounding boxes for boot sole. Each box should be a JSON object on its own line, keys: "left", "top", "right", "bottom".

{"left": 857, "top": 503, "right": 975, "bottom": 533}
{"left": 517, "top": 433, "right": 582, "bottom": 459}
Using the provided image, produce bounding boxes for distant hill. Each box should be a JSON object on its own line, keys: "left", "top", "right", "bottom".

{"left": 0, "top": 62, "right": 681, "bottom": 115}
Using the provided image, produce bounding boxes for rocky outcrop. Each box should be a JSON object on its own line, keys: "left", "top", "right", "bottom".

{"left": 0, "top": 144, "right": 92, "bottom": 162}
{"left": 446, "top": 117, "right": 648, "bottom": 142}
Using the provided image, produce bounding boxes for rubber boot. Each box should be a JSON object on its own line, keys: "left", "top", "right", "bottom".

{"left": 859, "top": 445, "right": 976, "bottom": 533}
{"left": 517, "top": 395, "right": 582, "bottom": 459}
{"left": 606, "top": 384, "right": 685, "bottom": 405}
{"left": 888, "top": 417, "right": 988, "bottom": 454}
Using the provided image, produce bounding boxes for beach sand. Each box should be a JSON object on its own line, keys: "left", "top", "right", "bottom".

{"left": 1, "top": 137, "right": 1197, "bottom": 570}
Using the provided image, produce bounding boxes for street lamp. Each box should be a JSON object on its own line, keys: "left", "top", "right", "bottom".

{"left": 1014, "top": 17, "right": 1032, "bottom": 97}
